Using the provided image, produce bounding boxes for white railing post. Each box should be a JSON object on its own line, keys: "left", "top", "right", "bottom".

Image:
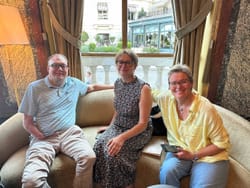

{"left": 143, "top": 65, "right": 150, "bottom": 83}
{"left": 103, "top": 65, "right": 111, "bottom": 84}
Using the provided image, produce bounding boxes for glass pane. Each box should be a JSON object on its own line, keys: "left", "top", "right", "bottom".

{"left": 81, "top": 0, "right": 175, "bottom": 89}
{"left": 82, "top": 0, "right": 122, "bottom": 53}
{"left": 128, "top": 0, "right": 175, "bottom": 53}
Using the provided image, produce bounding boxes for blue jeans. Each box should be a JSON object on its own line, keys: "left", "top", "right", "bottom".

{"left": 160, "top": 152, "right": 229, "bottom": 188}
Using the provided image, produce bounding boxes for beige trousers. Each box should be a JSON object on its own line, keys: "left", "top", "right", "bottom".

{"left": 22, "top": 125, "right": 96, "bottom": 188}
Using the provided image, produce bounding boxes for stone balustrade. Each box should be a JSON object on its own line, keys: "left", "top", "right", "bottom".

{"left": 81, "top": 55, "right": 174, "bottom": 90}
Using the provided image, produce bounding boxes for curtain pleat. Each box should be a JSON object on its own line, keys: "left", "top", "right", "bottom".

{"left": 39, "top": 0, "right": 83, "bottom": 79}
{"left": 171, "top": 0, "right": 213, "bottom": 90}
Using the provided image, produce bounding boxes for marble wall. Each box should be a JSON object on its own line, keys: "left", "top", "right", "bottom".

{"left": 216, "top": 0, "right": 250, "bottom": 120}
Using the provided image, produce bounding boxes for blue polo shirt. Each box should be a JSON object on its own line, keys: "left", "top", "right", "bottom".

{"left": 18, "top": 76, "right": 88, "bottom": 136}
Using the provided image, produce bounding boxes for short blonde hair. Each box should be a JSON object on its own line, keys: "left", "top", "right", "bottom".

{"left": 168, "top": 64, "right": 193, "bottom": 83}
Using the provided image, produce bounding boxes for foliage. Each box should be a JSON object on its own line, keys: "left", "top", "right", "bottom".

{"left": 94, "top": 46, "right": 120, "bottom": 52}
{"left": 95, "top": 35, "right": 101, "bottom": 45}
{"left": 143, "top": 47, "right": 160, "bottom": 53}
{"left": 81, "top": 31, "right": 89, "bottom": 44}
{"left": 127, "top": 41, "right": 132, "bottom": 48}
{"left": 89, "top": 43, "right": 96, "bottom": 52}
{"left": 81, "top": 45, "right": 89, "bottom": 52}
{"left": 116, "top": 41, "right": 132, "bottom": 49}
{"left": 138, "top": 8, "right": 147, "bottom": 19}
{"left": 109, "top": 36, "right": 115, "bottom": 44}
{"left": 81, "top": 39, "right": 132, "bottom": 53}
{"left": 117, "top": 41, "right": 122, "bottom": 49}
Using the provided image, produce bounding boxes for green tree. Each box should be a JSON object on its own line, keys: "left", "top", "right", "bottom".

{"left": 89, "top": 43, "right": 96, "bottom": 52}
{"left": 81, "top": 31, "right": 89, "bottom": 44}
{"left": 109, "top": 36, "right": 115, "bottom": 45}
{"left": 95, "top": 35, "right": 101, "bottom": 46}
{"left": 138, "top": 8, "right": 147, "bottom": 19}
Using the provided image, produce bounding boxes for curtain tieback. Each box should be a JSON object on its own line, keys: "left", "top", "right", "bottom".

{"left": 175, "top": 0, "right": 213, "bottom": 40}
{"left": 47, "top": 3, "right": 82, "bottom": 49}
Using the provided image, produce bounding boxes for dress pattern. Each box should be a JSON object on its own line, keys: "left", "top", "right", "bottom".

{"left": 93, "top": 77, "right": 153, "bottom": 188}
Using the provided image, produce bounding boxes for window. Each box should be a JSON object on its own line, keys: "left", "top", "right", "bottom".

{"left": 82, "top": 0, "right": 175, "bottom": 89}
{"left": 82, "top": 0, "right": 174, "bottom": 53}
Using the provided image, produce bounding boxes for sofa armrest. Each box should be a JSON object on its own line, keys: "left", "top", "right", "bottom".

{"left": 214, "top": 104, "right": 250, "bottom": 172}
{"left": 0, "top": 113, "right": 29, "bottom": 167}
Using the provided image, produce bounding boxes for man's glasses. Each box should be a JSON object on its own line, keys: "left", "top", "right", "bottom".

{"left": 116, "top": 61, "right": 133, "bottom": 66}
{"left": 50, "top": 63, "right": 68, "bottom": 69}
{"left": 169, "top": 79, "right": 190, "bottom": 87}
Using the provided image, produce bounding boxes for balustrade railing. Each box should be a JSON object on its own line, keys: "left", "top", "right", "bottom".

{"left": 81, "top": 55, "right": 174, "bottom": 90}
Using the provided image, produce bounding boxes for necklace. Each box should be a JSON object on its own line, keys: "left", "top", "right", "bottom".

{"left": 177, "top": 106, "right": 185, "bottom": 114}
{"left": 178, "top": 106, "right": 184, "bottom": 114}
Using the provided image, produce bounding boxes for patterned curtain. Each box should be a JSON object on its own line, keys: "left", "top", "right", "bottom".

{"left": 39, "top": 0, "right": 84, "bottom": 79}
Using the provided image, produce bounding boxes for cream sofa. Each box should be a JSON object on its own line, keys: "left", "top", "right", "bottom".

{"left": 0, "top": 89, "right": 250, "bottom": 188}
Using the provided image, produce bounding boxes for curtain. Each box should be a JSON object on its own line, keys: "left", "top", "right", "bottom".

{"left": 39, "top": 0, "right": 84, "bottom": 79}
{"left": 171, "top": 0, "right": 213, "bottom": 90}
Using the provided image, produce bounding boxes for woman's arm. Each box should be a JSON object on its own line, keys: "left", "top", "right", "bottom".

{"left": 120, "top": 84, "right": 152, "bottom": 140}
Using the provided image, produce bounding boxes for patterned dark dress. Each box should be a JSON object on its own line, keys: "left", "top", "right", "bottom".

{"left": 93, "top": 77, "right": 153, "bottom": 188}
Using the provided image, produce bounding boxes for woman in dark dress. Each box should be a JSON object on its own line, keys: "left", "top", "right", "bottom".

{"left": 94, "top": 49, "right": 153, "bottom": 188}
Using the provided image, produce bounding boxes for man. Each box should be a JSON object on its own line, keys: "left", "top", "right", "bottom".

{"left": 19, "top": 53, "right": 113, "bottom": 188}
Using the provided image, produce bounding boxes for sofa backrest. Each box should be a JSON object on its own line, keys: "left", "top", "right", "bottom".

{"left": 76, "top": 89, "right": 115, "bottom": 127}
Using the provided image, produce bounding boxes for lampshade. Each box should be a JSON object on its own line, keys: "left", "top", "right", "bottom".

{"left": 0, "top": 5, "right": 29, "bottom": 45}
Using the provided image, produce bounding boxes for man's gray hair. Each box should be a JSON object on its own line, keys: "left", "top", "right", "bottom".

{"left": 48, "top": 54, "right": 68, "bottom": 66}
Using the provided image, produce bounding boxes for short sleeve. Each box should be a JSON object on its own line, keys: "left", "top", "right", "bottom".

{"left": 18, "top": 83, "right": 38, "bottom": 116}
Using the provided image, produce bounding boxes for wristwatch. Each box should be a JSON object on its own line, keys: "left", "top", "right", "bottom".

{"left": 192, "top": 153, "right": 199, "bottom": 161}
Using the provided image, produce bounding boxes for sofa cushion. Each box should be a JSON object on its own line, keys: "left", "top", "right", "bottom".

{"left": 226, "top": 157, "right": 250, "bottom": 188}
{"left": 82, "top": 125, "right": 108, "bottom": 147}
{"left": 136, "top": 136, "right": 166, "bottom": 187}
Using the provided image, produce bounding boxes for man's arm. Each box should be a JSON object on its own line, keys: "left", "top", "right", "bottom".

{"left": 23, "top": 114, "right": 45, "bottom": 140}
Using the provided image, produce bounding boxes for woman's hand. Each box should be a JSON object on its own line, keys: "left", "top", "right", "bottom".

{"left": 174, "top": 148, "right": 194, "bottom": 160}
{"left": 175, "top": 144, "right": 225, "bottom": 161}
{"left": 107, "top": 135, "right": 125, "bottom": 156}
